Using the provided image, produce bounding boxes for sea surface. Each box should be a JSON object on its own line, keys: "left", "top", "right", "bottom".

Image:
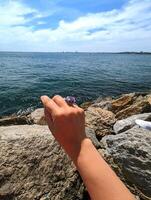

{"left": 0, "top": 52, "right": 151, "bottom": 116}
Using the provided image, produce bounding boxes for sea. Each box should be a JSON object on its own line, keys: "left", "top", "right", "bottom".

{"left": 0, "top": 52, "right": 151, "bottom": 116}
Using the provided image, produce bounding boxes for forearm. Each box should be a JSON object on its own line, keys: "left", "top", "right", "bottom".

{"left": 73, "top": 138, "right": 135, "bottom": 200}
{"left": 41, "top": 95, "right": 135, "bottom": 200}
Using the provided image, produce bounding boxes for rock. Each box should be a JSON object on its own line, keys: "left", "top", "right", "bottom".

{"left": 111, "top": 93, "right": 136, "bottom": 113}
{"left": 85, "top": 127, "right": 100, "bottom": 148}
{"left": 0, "top": 116, "right": 29, "bottom": 126}
{"left": 114, "top": 113, "right": 151, "bottom": 134}
{"left": 83, "top": 92, "right": 151, "bottom": 124}
{"left": 147, "top": 94, "right": 151, "bottom": 104}
{"left": 115, "top": 100, "right": 151, "bottom": 120}
{"left": 108, "top": 93, "right": 151, "bottom": 120}
{"left": 0, "top": 125, "right": 86, "bottom": 200}
{"left": 101, "top": 126, "right": 151, "bottom": 198}
{"left": 80, "top": 101, "right": 93, "bottom": 111}
{"left": 91, "top": 97, "right": 113, "bottom": 110}
{"left": 28, "top": 108, "right": 47, "bottom": 125}
{"left": 85, "top": 106, "right": 116, "bottom": 139}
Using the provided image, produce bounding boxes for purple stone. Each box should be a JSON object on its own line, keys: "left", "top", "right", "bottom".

{"left": 65, "top": 96, "right": 76, "bottom": 104}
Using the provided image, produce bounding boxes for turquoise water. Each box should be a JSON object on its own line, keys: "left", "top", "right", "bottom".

{"left": 0, "top": 52, "right": 151, "bottom": 116}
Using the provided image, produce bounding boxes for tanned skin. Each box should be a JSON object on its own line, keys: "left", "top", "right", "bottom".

{"left": 41, "top": 95, "right": 136, "bottom": 200}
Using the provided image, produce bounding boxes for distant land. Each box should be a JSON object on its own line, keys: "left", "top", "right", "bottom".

{"left": 0, "top": 51, "right": 151, "bottom": 54}
{"left": 118, "top": 51, "right": 151, "bottom": 55}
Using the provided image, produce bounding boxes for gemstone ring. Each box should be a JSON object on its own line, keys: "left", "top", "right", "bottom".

{"left": 65, "top": 96, "right": 76, "bottom": 105}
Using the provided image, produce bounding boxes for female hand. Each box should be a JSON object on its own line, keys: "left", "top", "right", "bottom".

{"left": 41, "top": 95, "right": 87, "bottom": 162}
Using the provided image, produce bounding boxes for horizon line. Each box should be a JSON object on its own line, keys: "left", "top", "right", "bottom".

{"left": 0, "top": 51, "right": 151, "bottom": 54}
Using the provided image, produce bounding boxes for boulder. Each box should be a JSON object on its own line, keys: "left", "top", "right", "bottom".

{"left": 114, "top": 113, "right": 151, "bottom": 134}
{"left": 101, "top": 126, "right": 151, "bottom": 198}
{"left": 91, "top": 97, "right": 113, "bottom": 110}
{"left": 115, "top": 100, "right": 151, "bottom": 120}
{"left": 0, "top": 116, "right": 29, "bottom": 126}
{"left": 147, "top": 94, "right": 151, "bottom": 104}
{"left": 28, "top": 108, "right": 46, "bottom": 125}
{"left": 85, "top": 106, "right": 116, "bottom": 139}
{"left": 0, "top": 124, "right": 99, "bottom": 200}
{"left": 0, "top": 125, "right": 86, "bottom": 200}
{"left": 111, "top": 93, "right": 136, "bottom": 113}
{"left": 80, "top": 101, "right": 93, "bottom": 111}
{"left": 109, "top": 93, "right": 151, "bottom": 120}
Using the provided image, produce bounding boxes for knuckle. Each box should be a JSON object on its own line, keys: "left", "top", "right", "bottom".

{"left": 55, "top": 110, "right": 66, "bottom": 119}
{"left": 64, "top": 109, "right": 71, "bottom": 116}
{"left": 55, "top": 108, "right": 83, "bottom": 119}
{"left": 77, "top": 108, "right": 84, "bottom": 114}
{"left": 79, "top": 108, "right": 84, "bottom": 113}
{"left": 55, "top": 111, "right": 62, "bottom": 118}
{"left": 68, "top": 109, "right": 76, "bottom": 117}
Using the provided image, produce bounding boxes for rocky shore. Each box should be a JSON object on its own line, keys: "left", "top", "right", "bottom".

{"left": 0, "top": 92, "right": 151, "bottom": 200}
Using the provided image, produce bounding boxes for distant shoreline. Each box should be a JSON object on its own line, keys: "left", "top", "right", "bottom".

{"left": 0, "top": 51, "right": 151, "bottom": 54}
{"left": 117, "top": 52, "right": 151, "bottom": 55}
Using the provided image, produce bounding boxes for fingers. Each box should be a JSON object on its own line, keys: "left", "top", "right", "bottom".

{"left": 41, "top": 95, "right": 59, "bottom": 115}
{"left": 53, "top": 95, "right": 68, "bottom": 108}
{"left": 41, "top": 95, "right": 83, "bottom": 115}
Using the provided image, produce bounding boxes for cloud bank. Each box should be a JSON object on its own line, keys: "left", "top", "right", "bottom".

{"left": 0, "top": 0, "right": 151, "bottom": 52}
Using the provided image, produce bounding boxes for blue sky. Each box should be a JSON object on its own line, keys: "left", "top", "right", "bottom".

{"left": 24, "top": 0, "right": 128, "bottom": 28}
{"left": 0, "top": 0, "right": 151, "bottom": 52}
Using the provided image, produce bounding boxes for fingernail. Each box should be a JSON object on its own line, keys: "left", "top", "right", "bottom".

{"left": 40, "top": 95, "right": 47, "bottom": 103}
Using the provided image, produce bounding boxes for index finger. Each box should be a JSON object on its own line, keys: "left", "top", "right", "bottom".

{"left": 41, "top": 95, "right": 59, "bottom": 115}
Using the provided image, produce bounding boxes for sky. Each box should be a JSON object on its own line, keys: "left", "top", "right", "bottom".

{"left": 0, "top": 0, "right": 151, "bottom": 52}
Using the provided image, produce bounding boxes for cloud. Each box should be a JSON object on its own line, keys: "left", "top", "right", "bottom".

{"left": 0, "top": 0, "right": 151, "bottom": 52}
{"left": 0, "top": 0, "right": 37, "bottom": 26}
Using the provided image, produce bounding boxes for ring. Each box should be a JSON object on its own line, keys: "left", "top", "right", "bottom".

{"left": 65, "top": 96, "right": 76, "bottom": 104}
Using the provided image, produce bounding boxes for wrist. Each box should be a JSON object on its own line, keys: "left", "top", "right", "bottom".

{"left": 64, "top": 137, "right": 92, "bottom": 164}
{"left": 73, "top": 138, "right": 93, "bottom": 165}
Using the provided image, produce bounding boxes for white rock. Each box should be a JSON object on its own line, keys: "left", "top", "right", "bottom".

{"left": 135, "top": 119, "right": 151, "bottom": 131}
{"left": 113, "top": 113, "right": 151, "bottom": 134}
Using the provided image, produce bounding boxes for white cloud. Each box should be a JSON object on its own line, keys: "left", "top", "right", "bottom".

{"left": 0, "top": 0, "right": 37, "bottom": 26}
{"left": 0, "top": 0, "right": 151, "bottom": 52}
